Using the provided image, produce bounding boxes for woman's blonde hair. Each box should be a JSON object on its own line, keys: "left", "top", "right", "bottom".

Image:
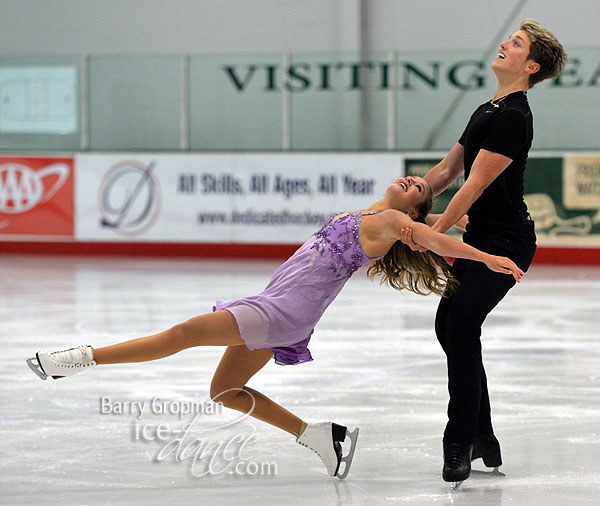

{"left": 520, "top": 19, "right": 567, "bottom": 88}
{"left": 366, "top": 187, "right": 458, "bottom": 297}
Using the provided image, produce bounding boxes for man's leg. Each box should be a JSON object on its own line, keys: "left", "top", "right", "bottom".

{"left": 435, "top": 293, "right": 452, "bottom": 353}
{"left": 442, "top": 260, "right": 516, "bottom": 443}
{"left": 477, "top": 368, "right": 494, "bottom": 436}
{"left": 437, "top": 293, "right": 496, "bottom": 451}
{"left": 437, "top": 260, "right": 516, "bottom": 482}
{"left": 434, "top": 258, "right": 467, "bottom": 354}
{"left": 435, "top": 259, "right": 496, "bottom": 439}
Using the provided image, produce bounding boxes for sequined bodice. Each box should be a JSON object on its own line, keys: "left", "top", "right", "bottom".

{"left": 310, "top": 212, "right": 381, "bottom": 277}
{"left": 219, "top": 210, "right": 384, "bottom": 362}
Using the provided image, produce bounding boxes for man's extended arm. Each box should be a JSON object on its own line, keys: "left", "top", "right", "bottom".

{"left": 398, "top": 142, "right": 468, "bottom": 252}
{"left": 424, "top": 142, "right": 465, "bottom": 196}
{"left": 431, "top": 149, "right": 513, "bottom": 234}
{"left": 425, "top": 213, "right": 468, "bottom": 231}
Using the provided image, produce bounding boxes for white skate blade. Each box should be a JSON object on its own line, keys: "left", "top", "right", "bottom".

{"left": 337, "top": 427, "right": 359, "bottom": 479}
{"left": 26, "top": 356, "right": 48, "bottom": 380}
{"left": 450, "top": 480, "right": 463, "bottom": 491}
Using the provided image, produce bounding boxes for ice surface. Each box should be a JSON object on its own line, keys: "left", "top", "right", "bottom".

{"left": 1, "top": 255, "right": 599, "bottom": 505}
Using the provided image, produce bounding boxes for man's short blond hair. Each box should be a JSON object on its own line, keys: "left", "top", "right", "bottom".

{"left": 520, "top": 19, "right": 568, "bottom": 88}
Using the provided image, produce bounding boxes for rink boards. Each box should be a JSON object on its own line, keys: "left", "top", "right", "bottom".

{"left": 1, "top": 152, "right": 599, "bottom": 264}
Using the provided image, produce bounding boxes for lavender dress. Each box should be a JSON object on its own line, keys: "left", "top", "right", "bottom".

{"left": 214, "top": 212, "right": 383, "bottom": 365}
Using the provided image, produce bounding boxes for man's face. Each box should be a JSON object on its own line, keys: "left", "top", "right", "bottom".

{"left": 491, "top": 30, "right": 535, "bottom": 75}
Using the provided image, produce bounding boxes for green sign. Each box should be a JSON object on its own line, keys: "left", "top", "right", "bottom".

{"left": 406, "top": 155, "right": 600, "bottom": 245}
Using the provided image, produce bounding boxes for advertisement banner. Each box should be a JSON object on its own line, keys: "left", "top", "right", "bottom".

{"left": 0, "top": 156, "right": 74, "bottom": 239}
{"left": 563, "top": 155, "right": 600, "bottom": 210}
{"left": 406, "top": 154, "right": 600, "bottom": 247}
{"left": 76, "top": 154, "right": 403, "bottom": 244}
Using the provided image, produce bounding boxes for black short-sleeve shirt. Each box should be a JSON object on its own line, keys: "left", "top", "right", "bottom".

{"left": 458, "top": 91, "right": 533, "bottom": 228}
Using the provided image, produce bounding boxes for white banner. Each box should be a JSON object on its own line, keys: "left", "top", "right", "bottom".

{"left": 75, "top": 153, "right": 403, "bottom": 243}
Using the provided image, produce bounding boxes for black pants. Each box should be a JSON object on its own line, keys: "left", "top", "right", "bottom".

{"left": 436, "top": 220, "right": 536, "bottom": 444}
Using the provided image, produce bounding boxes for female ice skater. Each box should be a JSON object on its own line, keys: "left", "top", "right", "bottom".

{"left": 27, "top": 175, "right": 523, "bottom": 479}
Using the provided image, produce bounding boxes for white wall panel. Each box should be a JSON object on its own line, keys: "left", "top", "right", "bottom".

{"left": 0, "top": 0, "right": 597, "bottom": 56}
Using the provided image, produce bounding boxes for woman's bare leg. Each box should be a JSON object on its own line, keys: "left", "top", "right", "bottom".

{"left": 92, "top": 310, "right": 305, "bottom": 436}
{"left": 93, "top": 310, "right": 244, "bottom": 364}
{"left": 210, "top": 345, "right": 304, "bottom": 436}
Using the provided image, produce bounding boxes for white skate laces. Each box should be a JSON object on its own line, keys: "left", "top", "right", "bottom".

{"left": 26, "top": 345, "right": 97, "bottom": 380}
{"left": 296, "top": 422, "right": 359, "bottom": 479}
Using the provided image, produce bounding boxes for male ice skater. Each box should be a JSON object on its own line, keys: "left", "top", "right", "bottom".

{"left": 402, "top": 19, "right": 567, "bottom": 485}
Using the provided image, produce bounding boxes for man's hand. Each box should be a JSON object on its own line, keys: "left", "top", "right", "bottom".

{"left": 399, "top": 227, "right": 428, "bottom": 252}
{"left": 455, "top": 214, "right": 469, "bottom": 231}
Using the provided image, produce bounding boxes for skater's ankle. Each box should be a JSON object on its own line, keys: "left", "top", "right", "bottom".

{"left": 294, "top": 420, "right": 307, "bottom": 438}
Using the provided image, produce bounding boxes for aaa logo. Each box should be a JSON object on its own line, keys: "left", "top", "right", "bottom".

{"left": 0, "top": 162, "right": 70, "bottom": 214}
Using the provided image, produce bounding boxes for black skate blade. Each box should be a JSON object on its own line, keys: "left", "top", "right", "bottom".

{"left": 336, "top": 427, "right": 359, "bottom": 479}
{"left": 26, "top": 357, "right": 48, "bottom": 381}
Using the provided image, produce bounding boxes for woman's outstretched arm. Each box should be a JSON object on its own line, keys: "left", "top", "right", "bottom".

{"left": 379, "top": 210, "right": 523, "bottom": 282}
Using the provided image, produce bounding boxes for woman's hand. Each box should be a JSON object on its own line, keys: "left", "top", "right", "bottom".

{"left": 484, "top": 255, "right": 525, "bottom": 282}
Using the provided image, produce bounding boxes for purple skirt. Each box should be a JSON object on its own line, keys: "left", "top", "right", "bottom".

{"left": 213, "top": 302, "right": 313, "bottom": 366}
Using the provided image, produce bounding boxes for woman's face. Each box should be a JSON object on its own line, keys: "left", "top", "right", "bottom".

{"left": 386, "top": 176, "right": 429, "bottom": 215}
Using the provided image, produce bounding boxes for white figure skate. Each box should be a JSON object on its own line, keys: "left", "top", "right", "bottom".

{"left": 296, "top": 422, "right": 359, "bottom": 479}
{"left": 26, "top": 345, "right": 97, "bottom": 380}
